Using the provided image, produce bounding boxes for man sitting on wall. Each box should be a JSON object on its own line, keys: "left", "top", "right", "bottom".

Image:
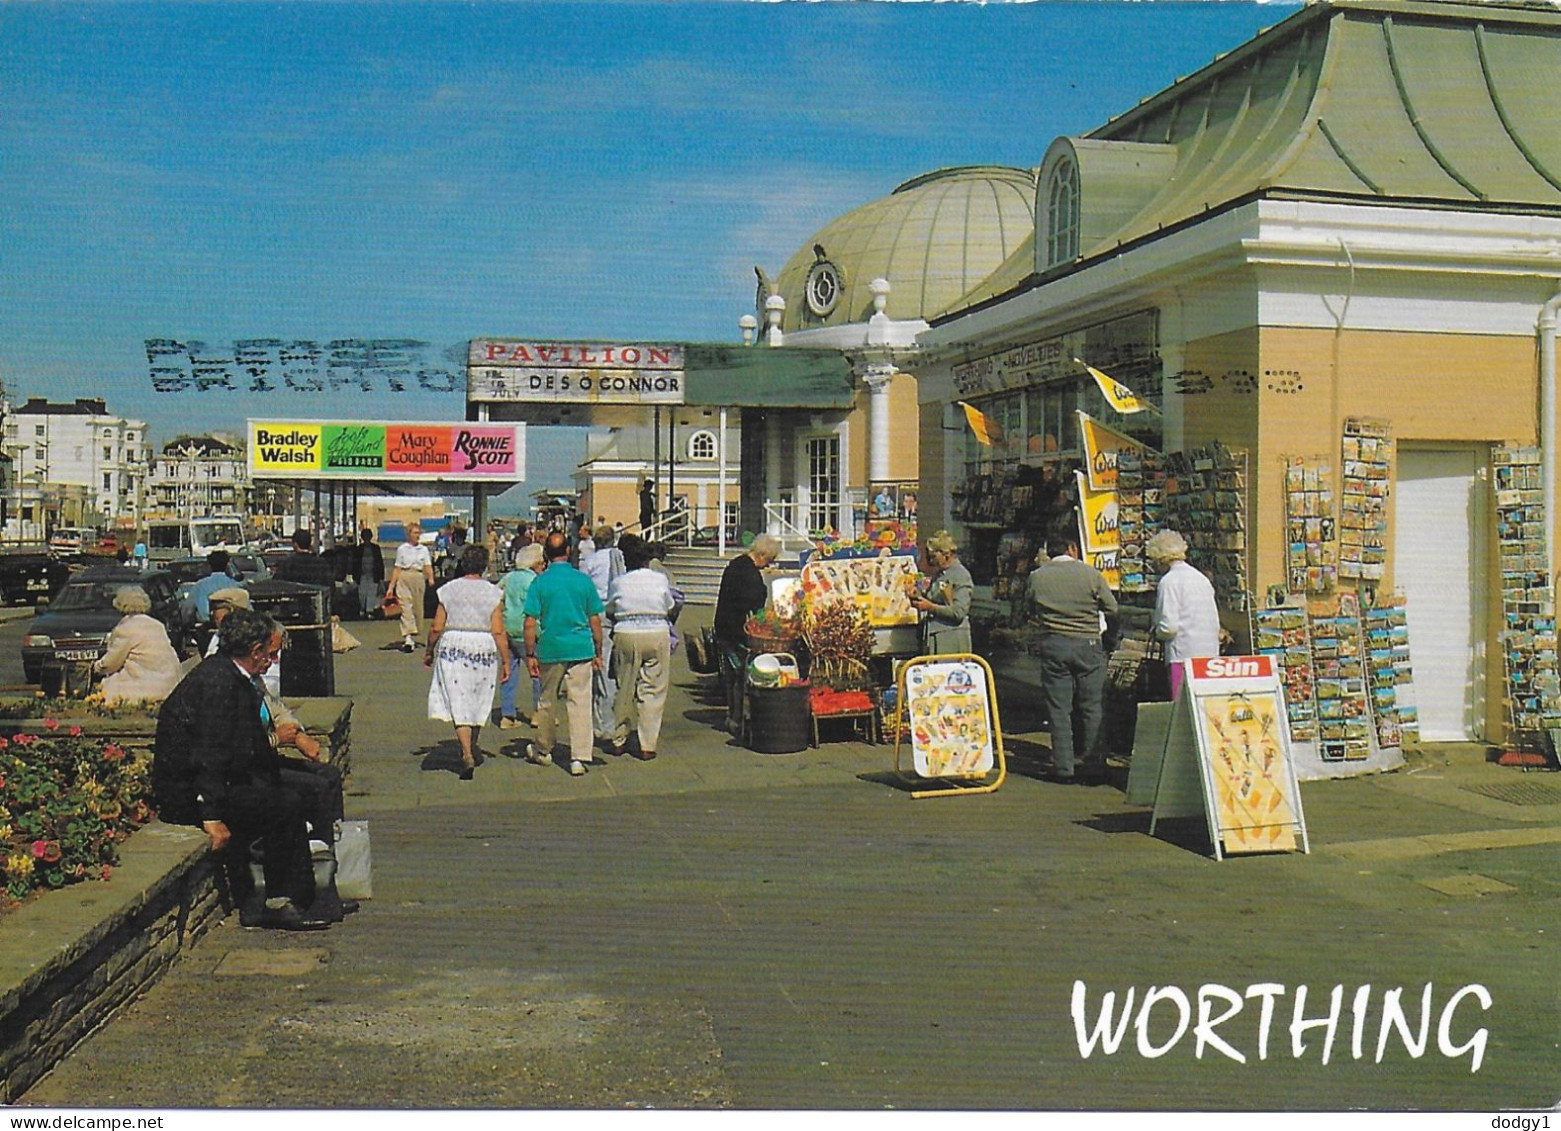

{"left": 153, "top": 607, "right": 332, "bottom": 931}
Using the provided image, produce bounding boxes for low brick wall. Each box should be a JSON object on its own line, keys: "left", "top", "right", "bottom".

{"left": 0, "top": 822, "right": 221, "bottom": 1103}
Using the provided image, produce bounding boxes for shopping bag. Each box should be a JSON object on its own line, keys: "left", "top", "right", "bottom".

{"left": 335, "top": 820, "right": 372, "bottom": 900}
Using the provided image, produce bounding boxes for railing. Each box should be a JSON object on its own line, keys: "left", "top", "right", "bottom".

{"left": 763, "top": 503, "right": 816, "bottom": 557}
{"left": 643, "top": 509, "right": 694, "bottom": 546}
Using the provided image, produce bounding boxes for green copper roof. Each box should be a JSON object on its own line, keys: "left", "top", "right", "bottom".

{"left": 771, "top": 166, "right": 1037, "bottom": 330}
{"left": 1078, "top": 0, "right": 1561, "bottom": 255}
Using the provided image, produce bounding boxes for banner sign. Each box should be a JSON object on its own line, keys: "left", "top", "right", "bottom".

{"left": 1075, "top": 471, "right": 1120, "bottom": 555}
{"left": 1078, "top": 411, "right": 1147, "bottom": 492}
{"left": 1150, "top": 655, "right": 1309, "bottom": 859}
{"left": 247, "top": 420, "right": 525, "bottom": 481}
{"left": 467, "top": 340, "right": 686, "bottom": 405}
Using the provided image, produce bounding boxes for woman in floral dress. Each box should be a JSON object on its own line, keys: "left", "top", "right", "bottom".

{"left": 424, "top": 545, "right": 509, "bottom": 779}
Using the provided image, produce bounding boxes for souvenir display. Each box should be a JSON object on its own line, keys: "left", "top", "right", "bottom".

{"left": 1338, "top": 419, "right": 1392, "bottom": 584}
{"left": 1251, "top": 604, "right": 1317, "bottom": 742}
{"left": 1164, "top": 442, "right": 1249, "bottom": 612}
{"left": 1363, "top": 593, "right": 1418, "bottom": 747}
{"left": 1282, "top": 456, "right": 1337, "bottom": 596}
{"left": 1308, "top": 595, "right": 1371, "bottom": 761}
{"left": 1492, "top": 446, "right": 1560, "bottom": 741}
{"left": 1113, "top": 446, "right": 1166, "bottom": 593}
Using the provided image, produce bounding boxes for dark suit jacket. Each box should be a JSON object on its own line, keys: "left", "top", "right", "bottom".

{"left": 153, "top": 655, "right": 282, "bottom": 826}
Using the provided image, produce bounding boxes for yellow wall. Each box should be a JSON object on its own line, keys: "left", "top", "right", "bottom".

{"left": 888, "top": 372, "right": 920, "bottom": 482}
{"left": 1184, "top": 325, "right": 1540, "bottom": 740}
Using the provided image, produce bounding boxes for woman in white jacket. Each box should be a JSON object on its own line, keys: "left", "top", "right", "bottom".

{"left": 1146, "top": 530, "right": 1221, "bottom": 702}
{"left": 93, "top": 586, "right": 183, "bottom": 706}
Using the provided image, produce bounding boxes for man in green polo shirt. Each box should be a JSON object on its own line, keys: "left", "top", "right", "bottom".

{"left": 523, "top": 530, "right": 604, "bottom": 777}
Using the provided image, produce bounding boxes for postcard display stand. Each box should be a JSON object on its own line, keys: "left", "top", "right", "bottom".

{"left": 892, "top": 654, "right": 1007, "bottom": 799}
{"left": 1492, "top": 446, "right": 1560, "bottom": 750}
{"left": 1260, "top": 426, "right": 1411, "bottom": 780}
{"left": 1148, "top": 655, "right": 1309, "bottom": 860}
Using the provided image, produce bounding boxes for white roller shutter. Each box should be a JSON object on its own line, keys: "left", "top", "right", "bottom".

{"left": 1394, "top": 447, "right": 1487, "bottom": 742}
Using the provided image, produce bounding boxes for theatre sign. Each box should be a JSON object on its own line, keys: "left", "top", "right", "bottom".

{"left": 467, "top": 339, "right": 685, "bottom": 405}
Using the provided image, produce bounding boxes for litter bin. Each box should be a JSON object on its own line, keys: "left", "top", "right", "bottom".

{"left": 249, "top": 579, "right": 334, "bottom": 697}
{"left": 746, "top": 683, "right": 811, "bottom": 754}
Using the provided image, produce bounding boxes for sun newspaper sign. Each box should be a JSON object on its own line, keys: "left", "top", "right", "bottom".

{"left": 247, "top": 420, "right": 525, "bottom": 481}
{"left": 467, "top": 339, "right": 685, "bottom": 406}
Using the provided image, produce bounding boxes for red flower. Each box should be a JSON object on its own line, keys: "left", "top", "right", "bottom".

{"left": 99, "top": 865, "right": 113, "bottom": 881}
{"left": 42, "top": 718, "right": 59, "bottom": 731}
{"left": 0, "top": 736, "right": 10, "bottom": 750}
{"left": 101, "top": 744, "right": 125, "bottom": 762}
{"left": 12, "top": 733, "right": 33, "bottom": 747}
{"left": 69, "top": 726, "right": 82, "bottom": 737}
{"left": 32, "top": 840, "right": 47, "bottom": 859}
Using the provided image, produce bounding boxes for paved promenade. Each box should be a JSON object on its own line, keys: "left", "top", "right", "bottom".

{"left": 14, "top": 612, "right": 1560, "bottom": 1111}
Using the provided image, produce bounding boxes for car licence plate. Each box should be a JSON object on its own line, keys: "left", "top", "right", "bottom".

{"left": 55, "top": 649, "right": 99, "bottom": 662}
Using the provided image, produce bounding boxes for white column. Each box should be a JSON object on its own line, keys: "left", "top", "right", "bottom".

{"left": 862, "top": 364, "right": 896, "bottom": 485}
{"left": 718, "top": 406, "right": 728, "bottom": 556}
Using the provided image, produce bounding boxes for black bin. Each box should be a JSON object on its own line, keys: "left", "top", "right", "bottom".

{"left": 746, "top": 683, "right": 811, "bottom": 754}
{"left": 249, "top": 580, "right": 334, "bottom": 697}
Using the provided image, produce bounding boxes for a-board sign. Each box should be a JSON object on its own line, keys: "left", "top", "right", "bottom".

{"left": 1151, "top": 655, "right": 1309, "bottom": 859}
{"left": 903, "top": 657, "right": 995, "bottom": 778}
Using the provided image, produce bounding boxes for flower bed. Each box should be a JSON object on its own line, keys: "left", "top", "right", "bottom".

{"left": 0, "top": 720, "right": 154, "bottom": 905}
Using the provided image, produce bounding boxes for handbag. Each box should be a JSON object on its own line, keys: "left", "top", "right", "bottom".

{"left": 335, "top": 820, "right": 372, "bottom": 900}
{"left": 380, "top": 593, "right": 402, "bottom": 619}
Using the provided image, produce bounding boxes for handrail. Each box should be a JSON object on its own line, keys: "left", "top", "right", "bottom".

{"left": 644, "top": 510, "right": 694, "bottom": 546}
{"left": 762, "top": 503, "right": 814, "bottom": 556}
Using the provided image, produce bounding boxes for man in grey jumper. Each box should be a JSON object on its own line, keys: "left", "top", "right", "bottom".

{"left": 1026, "top": 528, "right": 1118, "bottom": 783}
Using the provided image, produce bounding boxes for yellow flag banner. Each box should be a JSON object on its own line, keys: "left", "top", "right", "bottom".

{"left": 1077, "top": 358, "right": 1159, "bottom": 416}
{"left": 958, "top": 401, "right": 1004, "bottom": 446}
{"left": 1075, "top": 469, "right": 1119, "bottom": 555}
{"left": 1078, "top": 411, "right": 1147, "bottom": 492}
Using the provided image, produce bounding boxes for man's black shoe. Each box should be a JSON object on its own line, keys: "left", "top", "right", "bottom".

{"left": 243, "top": 900, "right": 330, "bottom": 931}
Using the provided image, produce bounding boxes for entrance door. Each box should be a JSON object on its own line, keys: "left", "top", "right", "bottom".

{"left": 1394, "top": 446, "right": 1487, "bottom": 741}
{"left": 806, "top": 436, "right": 840, "bottom": 534}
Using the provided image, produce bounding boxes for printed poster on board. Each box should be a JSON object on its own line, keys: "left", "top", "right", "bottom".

{"left": 903, "top": 658, "right": 995, "bottom": 778}
{"left": 800, "top": 552, "right": 919, "bottom": 627}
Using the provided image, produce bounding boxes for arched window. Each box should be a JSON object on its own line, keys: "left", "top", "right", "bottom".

{"left": 688, "top": 429, "right": 716, "bottom": 461}
{"left": 1046, "top": 156, "right": 1079, "bottom": 268}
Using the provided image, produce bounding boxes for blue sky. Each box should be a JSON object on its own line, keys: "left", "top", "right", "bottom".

{"left": 0, "top": 0, "right": 1296, "bottom": 512}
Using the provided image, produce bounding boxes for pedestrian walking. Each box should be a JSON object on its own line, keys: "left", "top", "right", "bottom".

{"left": 910, "top": 530, "right": 973, "bottom": 655}
{"left": 523, "top": 530, "right": 604, "bottom": 777}
{"left": 1026, "top": 525, "right": 1119, "bottom": 784}
{"left": 580, "top": 522, "right": 625, "bottom": 743}
{"left": 387, "top": 521, "right": 436, "bottom": 652}
{"left": 1146, "top": 529, "right": 1221, "bottom": 702}
{"left": 605, "top": 535, "right": 678, "bottom": 760}
{"left": 354, "top": 527, "right": 386, "bottom": 618}
{"left": 424, "top": 544, "right": 509, "bottom": 781}
{"left": 497, "top": 543, "right": 545, "bottom": 728}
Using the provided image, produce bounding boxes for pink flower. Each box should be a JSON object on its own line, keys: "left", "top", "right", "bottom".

{"left": 42, "top": 718, "right": 59, "bottom": 731}
{"left": 12, "top": 733, "right": 33, "bottom": 747}
{"left": 32, "top": 840, "right": 47, "bottom": 859}
{"left": 0, "top": 737, "right": 10, "bottom": 750}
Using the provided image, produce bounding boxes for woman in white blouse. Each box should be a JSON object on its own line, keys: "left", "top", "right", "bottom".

{"left": 1146, "top": 529, "right": 1221, "bottom": 702}
{"left": 604, "top": 535, "right": 679, "bottom": 760}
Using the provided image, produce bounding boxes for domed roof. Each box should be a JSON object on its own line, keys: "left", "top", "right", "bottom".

{"left": 771, "top": 165, "right": 1037, "bottom": 332}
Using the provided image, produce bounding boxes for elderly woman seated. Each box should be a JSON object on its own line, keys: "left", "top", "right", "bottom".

{"left": 92, "top": 585, "right": 184, "bottom": 706}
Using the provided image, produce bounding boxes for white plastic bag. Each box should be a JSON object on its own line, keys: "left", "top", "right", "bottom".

{"left": 335, "top": 820, "right": 372, "bottom": 899}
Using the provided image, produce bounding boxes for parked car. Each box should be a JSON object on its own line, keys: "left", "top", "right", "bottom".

{"left": 0, "top": 546, "right": 72, "bottom": 606}
{"left": 230, "top": 551, "right": 272, "bottom": 584}
{"left": 21, "top": 565, "right": 194, "bottom": 685}
{"left": 163, "top": 555, "right": 243, "bottom": 621}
